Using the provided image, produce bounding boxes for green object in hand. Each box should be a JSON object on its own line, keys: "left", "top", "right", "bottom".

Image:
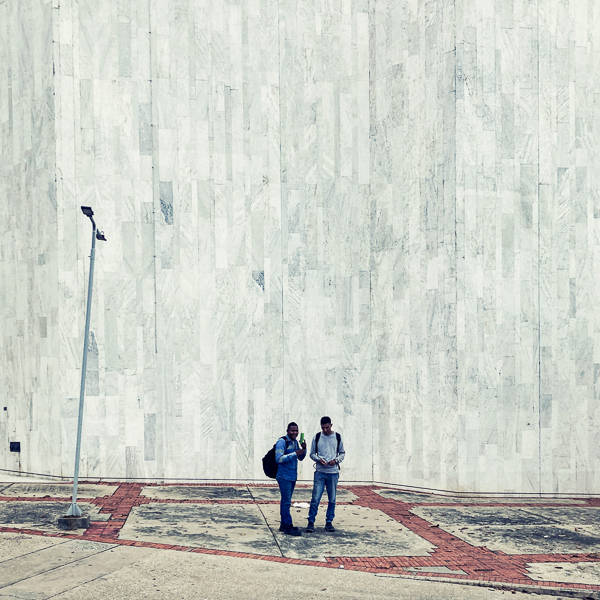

{"left": 300, "top": 433, "right": 304, "bottom": 444}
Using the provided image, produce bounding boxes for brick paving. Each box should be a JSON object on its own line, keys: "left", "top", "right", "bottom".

{"left": 1, "top": 483, "right": 599, "bottom": 594}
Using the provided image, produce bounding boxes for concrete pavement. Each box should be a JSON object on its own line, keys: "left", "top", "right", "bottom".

{"left": 0, "top": 532, "right": 584, "bottom": 600}
{"left": 0, "top": 478, "right": 599, "bottom": 599}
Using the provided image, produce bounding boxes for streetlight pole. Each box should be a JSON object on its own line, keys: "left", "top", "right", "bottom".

{"left": 59, "top": 206, "right": 106, "bottom": 529}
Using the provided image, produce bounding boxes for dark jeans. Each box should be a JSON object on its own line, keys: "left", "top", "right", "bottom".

{"left": 276, "top": 477, "right": 296, "bottom": 528}
{"left": 308, "top": 471, "right": 339, "bottom": 523}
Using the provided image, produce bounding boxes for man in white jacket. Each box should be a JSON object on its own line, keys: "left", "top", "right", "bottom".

{"left": 306, "top": 416, "right": 346, "bottom": 533}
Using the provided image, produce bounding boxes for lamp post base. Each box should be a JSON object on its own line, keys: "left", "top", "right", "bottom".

{"left": 57, "top": 515, "right": 90, "bottom": 530}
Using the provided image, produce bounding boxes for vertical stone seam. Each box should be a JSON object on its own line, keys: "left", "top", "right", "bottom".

{"left": 149, "top": 0, "right": 158, "bottom": 355}
{"left": 536, "top": 0, "right": 542, "bottom": 495}
{"left": 453, "top": 0, "right": 459, "bottom": 493}
{"left": 52, "top": 0, "right": 61, "bottom": 477}
{"left": 148, "top": 0, "right": 160, "bottom": 479}
{"left": 367, "top": 0, "right": 373, "bottom": 485}
{"left": 277, "top": 0, "right": 285, "bottom": 430}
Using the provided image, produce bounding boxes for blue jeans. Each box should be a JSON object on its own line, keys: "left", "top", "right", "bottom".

{"left": 308, "top": 471, "right": 339, "bottom": 523}
{"left": 276, "top": 477, "right": 296, "bottom": 528}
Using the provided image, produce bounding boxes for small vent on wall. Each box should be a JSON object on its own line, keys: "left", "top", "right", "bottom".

{"left": 9, "top": 442, "right": 20, "bottom": 452}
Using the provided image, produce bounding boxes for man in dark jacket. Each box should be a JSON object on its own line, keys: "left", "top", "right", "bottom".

{"left": 275, "top": 422, "right": 306, "bottom": 535}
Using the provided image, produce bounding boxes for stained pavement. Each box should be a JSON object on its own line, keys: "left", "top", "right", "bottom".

{"left": 0, "top": 479, "right": 600, "bottom": 598}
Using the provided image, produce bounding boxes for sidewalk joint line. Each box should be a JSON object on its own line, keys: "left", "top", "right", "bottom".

{"left": 0, "top": 537, "right": 72, "bottom": 566}
{"left": 246, "top": 484, "right": 284, "bottom": 558}
{"left": 0, "top": 544, "right": 117, "bottom": 590}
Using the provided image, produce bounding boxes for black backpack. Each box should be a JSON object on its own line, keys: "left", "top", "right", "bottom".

{"left": 262, "top": 437, "right": 291, "bottom": 479}
{"left": 315, "top": 432, "right": 342, "bottom": 469}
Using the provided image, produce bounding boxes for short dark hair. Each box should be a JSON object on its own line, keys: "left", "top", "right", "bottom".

{"left": 287, "top": 422, "right": 298, "bottom": 430}
{"left": 320, "top": 416, "right": 331, "bottom": 425}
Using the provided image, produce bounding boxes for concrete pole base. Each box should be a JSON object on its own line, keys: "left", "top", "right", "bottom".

{"left": 57, "top": 515, "right": 91, "bottom": 530}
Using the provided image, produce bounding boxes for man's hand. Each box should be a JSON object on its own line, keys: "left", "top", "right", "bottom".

{"left": 296, "top": 441, "right": 307, "bottom": 456}
{"left": 327, "top": 460, "right": 337, "bottom": 466}
{"left": 319, "top": 458, "right": 327, "bottom": 465}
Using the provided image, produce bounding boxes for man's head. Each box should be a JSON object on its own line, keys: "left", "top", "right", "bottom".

{"left": 320, "top": 416, "right": 332, "bottom": 435}
{"left": 286, "top": 422, "right": 299, "bottom": 440}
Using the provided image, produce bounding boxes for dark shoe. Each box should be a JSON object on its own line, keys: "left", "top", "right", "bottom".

{"left": 279, "top": 524, "right": 298, "bottom": 532}
{"left": 283, "top": 527, "right": 302, "bottom": 536}
{"left": 306, "top": 521, "right": 315, "bottom": 533}
{"left": 325, "top": 522, "right": 335, "bottom": 532}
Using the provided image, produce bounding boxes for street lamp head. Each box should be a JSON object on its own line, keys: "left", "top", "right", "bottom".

{"left": 81, "top": 206, "right": 106, "bottom": 241}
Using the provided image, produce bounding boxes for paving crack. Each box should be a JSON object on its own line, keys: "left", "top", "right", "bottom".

{"left": 246, "top": 485, "right": 284, "bottom": 558}
{"left": 0, "top": 538, "right": 71, "bottom": 566}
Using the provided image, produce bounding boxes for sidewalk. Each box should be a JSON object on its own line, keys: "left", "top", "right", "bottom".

{"left": 1, "top": 479, "right": 599, "bottom": 599}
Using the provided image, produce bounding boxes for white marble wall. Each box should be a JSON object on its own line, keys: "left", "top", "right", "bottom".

{"left": 1, "top": 0, "right": 599, "bottom": 492}
{"left": 0, "top": 0, "right": 59, "bottom": 475}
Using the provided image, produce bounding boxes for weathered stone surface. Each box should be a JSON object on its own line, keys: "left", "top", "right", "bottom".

{"left": 249, "top": 486, "right": 358, "bottom": 503}
{"left": 0, "top": 484, "right": 118, "bottom": 499}
{"left": 374, "top": 489, "right": 586, "bottom": 505}
{"left": 412, "top": 506, "right": 600, "bottom": 555}
{"left": 118, "top": 503, "right": 282, "bottom": 557}
{"left": 140, "top": 486, "right": 253, "bottom": 501}
{"left": 0, "top": 501, "right": 109, "bottom": 534}
{"left": 261, "top": 505, "right": 435, "bottom": 561}
{"left": 119, "top": 502, "right": 434, "bottom": 562}
{"left": 526, "top": 561, "right": 600, "bottom": 585}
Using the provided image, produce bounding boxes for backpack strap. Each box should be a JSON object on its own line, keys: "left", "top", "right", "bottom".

{"left": 279, "top": 436, "right": 293, "bottom": 451}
